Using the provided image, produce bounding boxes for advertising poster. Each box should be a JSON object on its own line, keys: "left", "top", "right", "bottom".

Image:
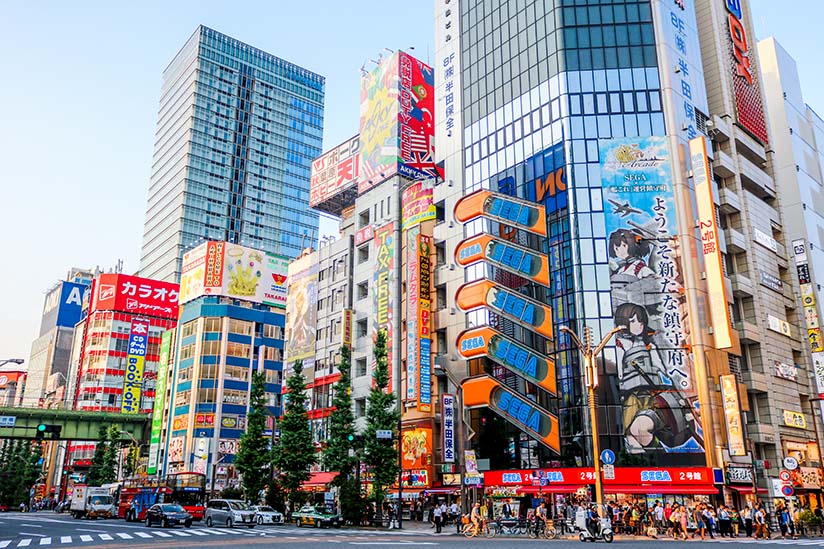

{"left": 600, "top": 136, "right": 703, "bottom": 454}
{"left": 192, "top": 438, "right": 209, "bottom": 475}
{"left": 359, "top": 53, "right": 400, "bottom": 192}
{"left": 168, "top": 436, "right": 184, "bottom": 463}
{"left": 148, "top": 329, "right": 172, "bottom": 474}
{"left": 204, "top": 241, "right": 225, "bottom": 294}
{"left": 41, "top": 281, "right": 88, "bottom": 334}
{"left": 402, "top": 428, "right": 432, "bottom": 470}
{"left": 442, "top": 394, "right": 456, "bottom": 463}
{"left": 396, "top": 52, "right": 437, "bottom": 181}
{"left": 121, "top": 318, "right": 149, "bottom": 414}
{"left": 402, "top": 181, "right": 436, "bottom": 230}
{"left": 406, "top": 225, "right": 420, "bottom": 402}
{"left": 310, "top": 135, "right": 360, "bottom": 208}
{"left": 373, "top": 223, "right": 395, "bottom": 391}
{"left": 285, "top": 254, "right": 318, "bottom": 366}
{"left": 418, "top": 234, "right": 432, "bottom": 412}
{"left": 720, "top": 375, "right": 746, "bottom": 456}
{"left": 179, "top": 243, "right": 208, "bottom": 305}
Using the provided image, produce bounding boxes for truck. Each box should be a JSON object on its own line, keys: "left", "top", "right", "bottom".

{"left": 70, "top": 485, "right": 115, "bottom": 519}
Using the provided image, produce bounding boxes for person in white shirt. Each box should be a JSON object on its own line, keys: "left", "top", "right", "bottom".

{"left": 433, "top": 501, "right": 443, "bottom": 533}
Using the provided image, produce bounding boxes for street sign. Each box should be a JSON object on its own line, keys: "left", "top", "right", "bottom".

{"left": 781, "top": 485, "right": 795, "bottom": 497}
{"left": 603, "top": 464, "right": 615, "bottom": 480}
{"left": 464, "top": 476, "right": 482, "bottom": 485}
{"left": 783, "top": 457, "right": 799, "bottom": 471}
{"left": 779, "top": 470, "right": 792, "bottom": 482}
{"left": 376, "top": 429, "right": 393, "bottom": 440}
{"left": 0, "top": 416, "right": 15, "bottom": 428}
{"left": 600, "top": 449, "right": 616, "bottom": 465}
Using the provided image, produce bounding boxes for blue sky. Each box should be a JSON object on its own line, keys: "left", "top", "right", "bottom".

{"left": 0, "top": 1, "right": 820, "bottom": 364}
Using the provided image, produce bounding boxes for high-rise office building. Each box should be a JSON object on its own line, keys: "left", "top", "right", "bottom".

{"left": 140, "top": 26, "right": 325, "bottom": 282}
{"left": 432, "top": 0, "right": 817, "bottom": 507}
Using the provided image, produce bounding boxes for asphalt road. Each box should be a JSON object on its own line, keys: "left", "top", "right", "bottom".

{"left": 2, "top": 513, "right": 824, "bottom": 548}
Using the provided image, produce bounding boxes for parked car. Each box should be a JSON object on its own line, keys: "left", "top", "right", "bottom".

{"left": 0, "top": 503, "right": 8, "bottom": 512}
{"left": 250, "top": 505, "right": 284, "bottom": 525}
{"left": 204, "top": 499, "right": 256, "bottom": 528}
{"left": 144, "top": 504, "right": 193, "bottom": 528}
{"left": 292, "top": 504, "right": 342, "bottom": 528}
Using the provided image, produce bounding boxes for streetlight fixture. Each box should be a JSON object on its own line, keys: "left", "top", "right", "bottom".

{"left": 559, "top": 324, "right": 624, "bottom": 515}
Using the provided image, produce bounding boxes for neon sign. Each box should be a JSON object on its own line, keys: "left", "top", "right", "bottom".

{"left": 725, "top": 0, "right": 752, "bottom": 84}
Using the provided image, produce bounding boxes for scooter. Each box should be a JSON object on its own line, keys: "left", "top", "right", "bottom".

{"left": 575, "top": 507, "right": 614, "bottom": 543}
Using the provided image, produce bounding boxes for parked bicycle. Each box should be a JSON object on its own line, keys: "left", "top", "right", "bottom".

{"left": 490, "top": 518, "right": 527, "bottom": 537}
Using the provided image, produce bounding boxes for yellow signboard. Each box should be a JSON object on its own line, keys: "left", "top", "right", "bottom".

{"left": 784, "top": 410, "right": 807, "bottom": 429}
{"left": 720, "top": 375, "right": 746, "bottom": 456}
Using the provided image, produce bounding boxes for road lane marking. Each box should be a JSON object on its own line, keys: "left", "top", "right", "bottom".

{"left": 19, "top": 526, "right": 41, "bottom": 528}
{"left": 0, "top": 542, "right": 10, "bottom": 549}
{"left": 152, "top": 532, "right": 172, "bottom": 537}
{"left": 168, "top": 531, "right": 191, "bottom": 536}
{"left": 38, "top": 539, "right": 50, "bottom": 546}
{"left": 116, "top": 533, "right": 133, "bottom": 539}
{"left": 76, "top": 529, "right": 107, "bottom": 533}
{"left": 17, "top": 535, "right": 44, "bottom": 538}
{"left": 199, "top": 530, "right": 226, "bottom": 535}
{"left": 97, "top": 534, "right": 113, "bottom": 541}
{"left": 78, "top": 536, "right": 92, "bottom": 542}
{"left": 134, "top": 532, "right": 152, "bottom": 538}
{"left": 188, "top": 530, "right": 208, "bottom": 536}
{"left": 17, "top": 540, "right": 32, "bottom": 547}
{"left": 59, "top": 538, "right": 70, "bottom": 544}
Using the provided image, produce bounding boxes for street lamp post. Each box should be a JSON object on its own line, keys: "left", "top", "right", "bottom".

{"left": 559, "top": 324, "right": 624, "bottom": 515}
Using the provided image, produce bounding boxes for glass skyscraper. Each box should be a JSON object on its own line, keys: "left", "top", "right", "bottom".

{"left": 140, "top": 26, "right": 325, "bottom": 282}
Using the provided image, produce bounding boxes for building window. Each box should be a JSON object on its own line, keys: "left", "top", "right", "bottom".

{"left": 435, "top": 200, "right": 446, "bottom": 224}
{"left": 263, "top": 324, "right": 282, "bottom": 339}
{"left": 356, "top": 357, "right": 367, "bottom": 377}
{"left": 180, "top": 321, "right": 197, "bottom": 339}
{"left": 357, "top": 282, "right": 368, "bottom": 300}
{"left": 229, "top": 319, "right": 253, "bottom": 336}
{"left": 225, "top": 366, "right": 249, "bottom": 381}
{"left": 200, "top": 362, "right": 218, "bottom": 379}
{"left": 265, "top": 347, "right": 282, "bottom": 361}
{"left": 359, "top": 210, "right": 370, "bottom": 228}
{"left": 204, "top": 318, "right": 222, "bottom": 333}
{"left": 201, "top": 340, "right": 220, "bottom": 356}
{"left": 358, "top": 245, "right": 369, "bottom": 264}
{"left": 436, "top": 285, "right": 447, "bottom": 311}
{"left": 179, "top": 343, "right": 196, "bottom": 361}
{"left": 355, "top": 398, "right": 366, "bottom": 418}
{"left": 197, "top": 388, "right": 216, "bottom": 404}
{"left": 435, "top": 241, "right": 446, "bottom": 266}
{"left": 356, "top": 319, "right": 368, "bottom": 338}
{"left": 227, "top": 342, "right": 251, "bottom": 358}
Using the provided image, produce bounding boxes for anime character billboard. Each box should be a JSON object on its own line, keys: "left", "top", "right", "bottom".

{"left": 600, "top": 137, "right": 703, "bottom": 455}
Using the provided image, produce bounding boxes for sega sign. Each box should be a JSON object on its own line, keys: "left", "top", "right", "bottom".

{"left": 640, "top": 470, "right": 673, "bottom": 482}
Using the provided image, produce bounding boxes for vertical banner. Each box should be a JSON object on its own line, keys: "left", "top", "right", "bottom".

{"left": 342, "top": 309, "right": 353, "bottom": 347}
{"left": 690, "top": 136, "right": 733, "bottom": 349}
{"left": 720, "top": 374, "right": 746, "bottom": 456}
{"left": 418, "top": 234, "right": 432, "bottom": 412}
{"left": 406, "top": 226, "right": 420, "bottom": 402}
{"left": 148, "top": 329, "right": 172, "bottom": 474}
{"left": 192, "top": 438, "right": 209, "bottom": 475}
{"left": 600, "top": 137, "right": 703, "bottom": 454}
{"left": 122, "top": 319, "right": 149, "bottom": 414}
{"left": 442, "top": 394, "right": 456, "bottom": 463}
{"left": 374, "top": 223, "right": 395, "bottom": 392}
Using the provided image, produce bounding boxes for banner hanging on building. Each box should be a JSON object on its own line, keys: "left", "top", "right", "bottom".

{"left": 442, "top": 394, "right": 456, "bottom": 463}
{"left": 374, "top": 222, "right": 395, "bottom": 392}
{"left": 720, "top": 374, "right": 746, "bottom": 456}
{"left": 406, "top": 225, "right": 420, "bottom": 403}
{"left": 285, "top": 254, "right": 319, "bottom": 368}
{"left": 600, "top": 136, "right": 703, "bottom": 455}
{"left": 418, "top": 233, "right": 432, "bottom": 412}
{"left": 147, "top": 329, "right": 172, "bottom": 474}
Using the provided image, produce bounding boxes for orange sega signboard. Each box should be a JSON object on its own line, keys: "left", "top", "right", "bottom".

{"left": 457, "top": 326, "right": 556, "bottom": 394}
{"left": 455, "top": 279, "right": 553, "bottom": 339}
{"left": 454, "top": 189, "right": 547, "bottom": 236}
{"left": 462, "top": 375, "right": 560, "bottom": 453}
{"left": 455, "top": 234, "right": 549, "bottom": 287}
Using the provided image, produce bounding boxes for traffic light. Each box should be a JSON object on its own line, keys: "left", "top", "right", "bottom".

{"left": 347, "top": 434, "right": 364, "bottom": 447}
{"left": 35, "top": 424, "right": 62, "bottom": 440}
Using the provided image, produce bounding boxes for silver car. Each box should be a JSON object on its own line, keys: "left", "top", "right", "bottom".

{"left": 204, "top": 499, "right": 256, "bottom": 528}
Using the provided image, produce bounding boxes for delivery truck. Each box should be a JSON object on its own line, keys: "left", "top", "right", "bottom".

{"left": 70, "top": 485, "right": 115, "bottom": 519}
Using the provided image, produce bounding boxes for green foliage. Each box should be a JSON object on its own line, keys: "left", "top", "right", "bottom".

{"left": 86, "top": 427, "right": 108, "bottom": 486}
{"left": 272, "top": 360, "right": 316, "bottom": 505}
{"left": 235, "top": 371, "right": 271, "bottom": 503}
{"left": 0, "top": 439, "right": 43, "bottom": 506}
{"left": 265, "top": 481, "right": 287, "bottom": 513}
{"left": 323, "top": 345, "right": 365, "bottom": 524}
{"left": 363, "top": 330, "right": 400, "bottom": 509}
{"left": 121, "top": 443, "right": 140, "bottom": 478}
{"left": 220, "top": 486, "right": 243, "bottom": 500}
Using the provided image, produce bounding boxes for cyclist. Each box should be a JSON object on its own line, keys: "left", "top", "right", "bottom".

{"left": 535, "top": 501, "right": 548, "bottom": 535}
{"left": 470, "top": 502, "right": 483, "bottom": 533}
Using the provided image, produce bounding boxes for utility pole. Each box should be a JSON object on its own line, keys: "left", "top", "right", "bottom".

{"left": 560, "top": 324, "right": 624, "bottom": 515}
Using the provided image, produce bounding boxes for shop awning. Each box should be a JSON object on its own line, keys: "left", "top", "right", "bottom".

{"left": 726, "top": 485, "right": 768, "bottom": 495}
{"left": 301, "top": 472, "right": 337, "bottom": 488}
{"left": 518, "top": 485, "right": 581, "bottom": 494}
{"left": 605, "top": 485, "right": 718, "bottom": 495}
{"left": 424, "top": 487, "right": 461, "bottom": 495}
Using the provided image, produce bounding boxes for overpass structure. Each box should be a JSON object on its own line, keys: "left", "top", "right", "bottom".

{"left": 0, "top": 406, "right": 149, "bottom": 441}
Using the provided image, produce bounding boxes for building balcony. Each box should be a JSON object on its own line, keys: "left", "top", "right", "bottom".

{"left": 725, "top": 226, "right": 747, "bottom": 253}
{"left": 712, "top": 149, "right": 737, "bottom": 179}
{"left": 734, "top": 125, "right": 768, "bottom": 164}
{"left": 718, "top": 187, "right": 741, "bottom": 214}
{"left": 734, "top": 319, "right": 761, "bottom": 344}
{"left": 710, "top": 115, "right": 732, "bottom": 142}
{"left": 741, "top": 370, "right": 770, "bottom": 393}
{"left": 730, "top": 273, "right": 755, "bottom": 298}
{"left": 746, "top": 422, "right": 777, "bottom": 445}
{"left": 739, "top": 154, "right": 776, "bottom": 199}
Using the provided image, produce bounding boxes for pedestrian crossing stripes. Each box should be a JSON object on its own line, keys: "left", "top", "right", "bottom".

{"left": 719, "top": 540, "right": 824, "bottom": 546}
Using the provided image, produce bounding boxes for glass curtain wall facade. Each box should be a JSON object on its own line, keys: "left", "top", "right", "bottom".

{"left": 459, "top": 0, "right": 683, "bottom": 467}
{"left": 141, "top": 26, "right": 325, "bottom": 282}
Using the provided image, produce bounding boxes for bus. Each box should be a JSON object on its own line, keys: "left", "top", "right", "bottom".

{"left": 166, "top": 472, "right": 206, "bottom": 521}
{"left": 118, "top": 478, "right": 171, "bottom": 522}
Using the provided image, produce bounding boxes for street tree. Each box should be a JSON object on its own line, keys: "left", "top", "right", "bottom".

{"left": 100, "top": 425, "right": 120, "bottom": 484}
{"left": 363, "top": 330, "right": 400, "bottom": 518}
{"left": 235, "top": 371, "right": 271, "bottom": 503}
{"left": 86, "top": 427, "right": 109, "bottom": 486}
{"left": 323, "top": 345, "right": 363, "bottom": 524}
{"left": 272, "top": 360, "right": 316, "bottom": 507}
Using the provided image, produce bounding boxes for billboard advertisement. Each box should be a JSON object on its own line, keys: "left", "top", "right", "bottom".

{"left": 406, "top": 226, "right": 420, "bottom": 403}
{"left": 462, "top": 375, "right": 560, "bottom": 453}
{"left": 456, "top": 326, "right": 556, "bottom": 394}
{"left": 359, "top": 51, "right": 437, "bottom": 194}
{"left": 310, "top": 135, "right": 360, "bottom": 212}
{"left": 373, "top": 223, "right": 395, "bottom": 391}
{"left": 90, "top": 274, "right": 179, "bottom": 319}
{"left": 600, "top": 136, "right": 703, "bottom": 454}
{"left": 454, "top": 189, "right": 547, "bottom": 236}
{"left": 690, "top": 136, "right": 733, "bottom": 349}
{"left": 402, "top": 181, "right": 436, "bottom": 230}
{"left": 455, "top": 234, "right": 550, "bottom": 287}
{"left": 148, "top": 329, "right": 172, "bottom": 474}
{"left": 285, "top": 254, "right": 318, "bottom": 366}
{"left": 401, "top": 427, "right": 432, "bottom": 471}
{"left": 41, "top": 281, "right": 88, "bottom": 334}
{"left": 418, "top": 234, "right": 432, "bottom": 412}
{"left": 121, "top": 318, "right": 149, "bottom": 414}
{"left": 179, "top": 242, "right": 288, "bottom": 309}
{"left": 720, "top": 374, "right": 746, "bottom": 456}
{"left": 722, "top": 0, "right": 769, "bottom": 144}
{"left": 455, "top": 279, "right": 554, "bottom": 339}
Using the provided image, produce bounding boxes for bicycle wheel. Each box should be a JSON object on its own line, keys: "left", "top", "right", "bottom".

{"left": 546, "top": 527, "right": 558, "bottom": 539}
{"left": 484, "top": 523, "right": 495, "bottom": 538}
{"left": 462, "top": 523, "right": 475, "bottom": 538}
{"left": 528, "top": 522, "right": 538, "bottom": 539}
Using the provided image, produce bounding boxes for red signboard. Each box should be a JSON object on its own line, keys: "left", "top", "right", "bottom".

{"left": 90, "top": 274, "right": 180, "bottom": 319}
{"left": 355, "top": 225, "right": 374, "bottom": 247}
{"left": 310, "top": 135, "right": 360, "bottom": 208}
{"left": 483, "top": 467, "right": 715, "bottom": 488}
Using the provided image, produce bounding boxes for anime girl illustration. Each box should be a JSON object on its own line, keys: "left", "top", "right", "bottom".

{"left": 608, "top": 228, "right": 654, "bottom": 282}
{"left": 614, "top": 303, "right": 700, "bottom": 453}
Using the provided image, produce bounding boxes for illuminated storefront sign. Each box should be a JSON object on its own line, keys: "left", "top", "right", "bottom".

{"left": 442, "top": 394, "right": 455, "bottom": 463}
{"left": 454, "top": 189, "right": 547, "bottom": 237}
{"left": 455, "top": 279, "right": 553, "bottom": 339}
{"left": 418, "top": 234, "right": 432, "bottom": 412}
{"left": 457, "top": 326, "right": 556, "bottom": 394}
{"left": 455, "top": 234, "right": 550, "bottom": 287}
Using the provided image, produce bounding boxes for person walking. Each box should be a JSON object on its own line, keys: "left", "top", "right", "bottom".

{"left": 743, "top": 505, "right": 754, "bottom": 537}
{"left": 731, "top": 508, "right": 740, "bottom": 537}
{"left": 693, "top": 505, "right": 707, "bottom": 540}
{"left": 754, "top": 505, "right": 767, "bottom": 539}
